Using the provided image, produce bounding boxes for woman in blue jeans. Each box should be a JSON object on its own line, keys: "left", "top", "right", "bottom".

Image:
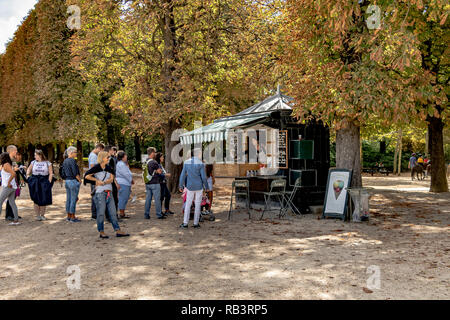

{"left": 84, "top": 151, "right": 129, "bottom": 239}
{"left": 115, "top": 151, "right": 134, "bottom": 219}
{"left": 61, "top": 147, "right": 82, "bottom": 222}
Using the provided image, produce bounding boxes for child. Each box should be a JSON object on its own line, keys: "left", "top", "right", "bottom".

{"left": 205, "top": 164, "right": 215, "bottom": 214}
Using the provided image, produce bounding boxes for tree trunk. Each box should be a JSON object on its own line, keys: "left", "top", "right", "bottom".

{"left": 394, "top": 129, "right": 403, "bottom": 175}
{"left": 393, "top": 135, "right": 398, "bottom": 174}
{"left": 159, "top": 1, "right": 181, "bottom": 193}
{"left": 118, "top": 136, "right": 125, "bottom": 151}
{"left": 360, "top": 138, "right": 363, "bottom": 168}
{"left": 165, "top": 119, "right": 183, "bottom": 193}
{"left": 134, "top": 134, "right": 142, "bottom": 162}
{"left": 397, "top": 130, "right": 402, "bottom": 175}
{"left": 27, "top": 144, "right": 35, "bottom": 163}
{"left": 427, "top": 116, "right": 448, "bottom": 192}
{"left": 336, "top": 119, "right": 362, "bottom": 187}
{"left": 45, "top": 143, "right": 55, "bottom": 162}
{"left": 76, "top": 140, "right": 84, "bottom": 175}
{"left": 56, "top": 143, "right": 62, "bottom": 162}
{"left": 380, "top": 140, "right": 386, "bottom": 154}
{"left": 57, "top": 142, "right": 66, "bottom": 162}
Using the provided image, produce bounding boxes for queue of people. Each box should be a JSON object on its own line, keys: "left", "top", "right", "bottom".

{"left": 0, "top": 143, "right": 215, "bottom": 237}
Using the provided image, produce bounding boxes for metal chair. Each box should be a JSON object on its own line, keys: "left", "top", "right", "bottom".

{"left": 260, "top": 179, "right": 286, "bottom": 220}
{"left": 228, "top": 179, "right": 250, "bottom": 220}
{"left": 280, "top": 177, "right": 302, "bottom": 218}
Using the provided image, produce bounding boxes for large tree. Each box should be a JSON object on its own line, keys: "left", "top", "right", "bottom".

{"left": 0, "top": 0, "right": 99, "bottom": 162}
{"left": 281, "top": 0, "right": 446, "bottom": 190}
{"left": 360, "top": 0, "right": 448, "bottom": 192}
{"left": 71, "top": 0, "right": 283, "bottom": 190}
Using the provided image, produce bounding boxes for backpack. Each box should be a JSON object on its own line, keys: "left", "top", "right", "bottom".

{"left": 142, "top": 159, "right": 156, "bottom": 184}
{"left": 59, "top": 162, "right": 67, "bottom": 180}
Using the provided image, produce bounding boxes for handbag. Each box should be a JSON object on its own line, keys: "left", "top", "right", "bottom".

{"left": 91, "top": 171, "right": 108, "bottom": 196}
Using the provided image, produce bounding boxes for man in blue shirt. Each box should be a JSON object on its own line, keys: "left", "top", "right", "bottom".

{"left": 179, "top": 148, "right": 209, "bottom": 229}
{"left": 88, "top": 143, "right": 104, "bottom": 219}
{"left": 408, "top": 153, "right": 417, "bottom": 170}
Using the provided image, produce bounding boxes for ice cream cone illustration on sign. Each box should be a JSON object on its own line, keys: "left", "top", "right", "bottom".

{"left": 333, "top": 180, "right": 345, "bottom": 200}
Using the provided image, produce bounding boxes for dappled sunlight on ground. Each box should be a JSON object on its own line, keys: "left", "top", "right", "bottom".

{"left": 0, "top": 172, "right": 448, "bottom": 299}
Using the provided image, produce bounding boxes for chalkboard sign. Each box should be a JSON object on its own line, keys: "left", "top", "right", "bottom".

{"left": 278, "top": 130, "right": 288, "bottom": 169}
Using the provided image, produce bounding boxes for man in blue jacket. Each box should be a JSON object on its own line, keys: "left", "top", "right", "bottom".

{"left": 179, "top": 148, "right": 209, "bottom": 229}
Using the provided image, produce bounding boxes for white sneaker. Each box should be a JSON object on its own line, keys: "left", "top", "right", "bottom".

{"left": 36, "top": 216, "right": 43, "bottom": 221}
{"left": 9, "top": 222, "right": 21, "bottom": 226}
{"left": 40, "top": 216, "right": 47, "bottom": 221}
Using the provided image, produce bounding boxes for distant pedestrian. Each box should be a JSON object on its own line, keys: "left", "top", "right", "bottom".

{"left": 155, "top": 152, "right": 174, "bottom": 216}
{"left": 26, "top": 149, "right": 54, "bottom": 221}
{"left": 178, "top": 148, "right": 208, "bottom": 229}
{"left": 408, "top": 153, "right": 417, "bottom": 170}
{"left": 61, "top": 147, "right": 82, "bottom": 222}
{"left": 105, "top": 145, "right": 119, "bottom": 210}
{"left": 116, "top": 151, "right": 133, "bottom": 219}
{"left": 205, "top": 164, "right": 215, "bottom": 214}
{"left": 88, "top": 143, "right": 105, "bottom": 219}
{"left": 417, "top": 154, "right": 424, "bottom": 169}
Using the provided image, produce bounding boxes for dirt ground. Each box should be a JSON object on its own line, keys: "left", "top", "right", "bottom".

{"left": 0, "top": 171, "right": 448, "bottom": 300}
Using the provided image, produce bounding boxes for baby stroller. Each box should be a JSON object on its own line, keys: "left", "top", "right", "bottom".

{"left": 181, "top": 188, "right": 216, "bottom": 222}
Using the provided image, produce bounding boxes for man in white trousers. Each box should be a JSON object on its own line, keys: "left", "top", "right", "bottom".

{"left": 178, "top": 148, "right": 209, "bottom": 229}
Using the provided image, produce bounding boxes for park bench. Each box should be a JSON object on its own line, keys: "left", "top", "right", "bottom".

{"left": 379, "top": 168, "right": 392, "bottom": 176}
{"left": 362, "top": 167, "right": 392, "bottom": 176}
{"left": 362, "top": 167, "right": 376, "bottom": 175}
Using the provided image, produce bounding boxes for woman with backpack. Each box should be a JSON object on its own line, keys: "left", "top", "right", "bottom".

{"left": 26, "top": 149, "right": 54, "bottom": 221}
{"left": 143, "top": 147, "right": 163, "bottom": 220}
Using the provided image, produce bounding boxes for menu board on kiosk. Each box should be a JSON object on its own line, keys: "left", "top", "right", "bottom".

{"left": 278, "top": 130, "right": 288, "bottom": 169}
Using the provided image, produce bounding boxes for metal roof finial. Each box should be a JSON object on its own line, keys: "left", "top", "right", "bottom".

{"left": 277, "top": 84, "right": 280, "bottom": 95}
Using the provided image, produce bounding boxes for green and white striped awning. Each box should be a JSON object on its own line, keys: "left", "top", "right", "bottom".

{"left": 179, "top": 112, "right": 271, "bottom": 145}
{"left": 179, "top": 87, "right": 293, "bottom": 145}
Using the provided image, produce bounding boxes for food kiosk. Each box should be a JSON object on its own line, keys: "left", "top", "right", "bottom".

{"left": 179, "top": 88, "right": 330, "bottom": 213}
